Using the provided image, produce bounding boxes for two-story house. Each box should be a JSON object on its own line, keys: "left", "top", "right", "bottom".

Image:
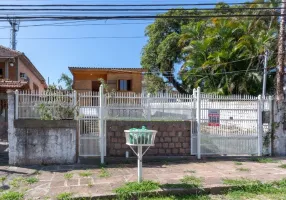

{"left": 69, "top": 67, "right": 144, "bottom": 93}
{"left": 0, "top": 45, "right": 46, "bottom": 142}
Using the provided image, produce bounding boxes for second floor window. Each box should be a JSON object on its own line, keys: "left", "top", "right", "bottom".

{"left": 118, "top": 80, "right": 132, "bottom": 91}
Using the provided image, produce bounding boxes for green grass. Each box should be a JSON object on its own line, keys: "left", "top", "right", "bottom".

{"left": 9, "top": 177, "right": 25, "bottom": 188}
{"left": 184, "top": 170, "right": 196, "bottom": 173}
{"left": 79, "top": 171, "right": 92, "bottom": 177}
{"left": 234, "top": 161, "right": 243, "bottom": 166}
{"left": 162, "top": 175, "right": 203, "bottom": 189}
{"left": 0, "top": 177, "right": 6, "bottom": 184}
{"left": 222, "top": 178, "right": 261, "bottom": 186}
{"left": 115, "top": 180, "right": 160, "bottom": 199}
{"left": 236, "top": 167, "right": 250, "bottom": 172}
{"left": 64, "top": 173, "right": 73, "bottom": 180}
{"left": 279, "top": 164, "right": 286, "bottom": 169}
{"left": 25, "top": 177, "right": 39, "bottom": 184}
{"left": 99, "top": 168, "right": 111, "bottom": 178}
{"left": 250, "top": 157, "right": 277, "bottom": 163}
{"left": 56, "top": 192, "right": 73, "bottom": 200}
{"left": 0, "top": 191, "right": 24, "bottom": 200}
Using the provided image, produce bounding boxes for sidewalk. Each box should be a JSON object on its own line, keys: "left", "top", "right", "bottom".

{"left": 0, "top": 157, "right": 286, "bottom": 199}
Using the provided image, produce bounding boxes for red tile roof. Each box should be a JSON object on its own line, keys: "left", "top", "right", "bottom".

{"left": 69, "top": 67, "right": 144, "bottom": 72}
{"left": 0, "top": 79, "right": 28, "bottom": 89}
{"left": 0, "top": 45, "right": 46, "bottom": 84}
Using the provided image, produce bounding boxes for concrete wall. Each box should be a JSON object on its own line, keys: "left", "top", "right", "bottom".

{"left": 9, "top": 120, "right": 77, "bottom": 165}
{"left": 106, "top": 120, "right": 192, "bottom": 157}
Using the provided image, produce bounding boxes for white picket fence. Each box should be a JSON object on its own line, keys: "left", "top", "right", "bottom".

{"left": 14, "top": 86, "right": 273, "bottom": 161}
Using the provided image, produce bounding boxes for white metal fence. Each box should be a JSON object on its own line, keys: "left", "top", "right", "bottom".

{"left": 14, "top": 86, "right": 273, "bottom": 161}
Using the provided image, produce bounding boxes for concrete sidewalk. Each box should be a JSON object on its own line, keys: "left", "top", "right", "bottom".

{"left": 1, "top": 157, "right": 286, "bottom": 199}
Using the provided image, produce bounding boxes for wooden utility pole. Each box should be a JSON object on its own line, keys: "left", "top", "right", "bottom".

{"left": 277, "top": 1, "right": 286, "bottom": 101}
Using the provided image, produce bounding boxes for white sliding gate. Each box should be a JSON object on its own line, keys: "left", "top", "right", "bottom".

{"left": 191, "top": 88, "right": 272, "bottom": 158}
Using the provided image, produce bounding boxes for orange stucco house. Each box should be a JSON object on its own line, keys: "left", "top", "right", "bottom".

{"left": 69, "top": 67, "right": 144, "bottom": 93}
{"left": 0, "top": 45, "right": 47, "bottom": 142}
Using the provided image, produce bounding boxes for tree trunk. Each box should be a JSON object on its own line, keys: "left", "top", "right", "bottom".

{"left": 274, "top": 1, "right": 286, "bottom": 155}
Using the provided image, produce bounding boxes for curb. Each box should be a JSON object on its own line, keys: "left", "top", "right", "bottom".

{"left": 73, "top": 185, "right": 234, "bottom": 199}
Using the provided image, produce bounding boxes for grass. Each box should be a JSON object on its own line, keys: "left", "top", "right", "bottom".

{"left": 79, "top": 171, "right": 92, "bottom": 177}
{"left": 0, "top": 191, "right": 24, "bottom": 200}
{"left": 250, "top": 157, "right": 277, "bottom": 163}
{"left": 88, "top": 181, "right": 94, "bottom": 188}
{"left": 279, "top": 164, "right": 286, "bottom": 169}
{"left": 64, "top": 173, "right": 73, "bottom": 180}
{"left": 25, "top": 177, "right": 39, "bottom": 184}
{"left": 141, "top": 179, "right": 286, "bottom": 200}
{"left": 184, "top": 170, "right": 196, "bottom": 173}
{"left": 162, "top": 175, "right": 203, "bottom": 189}
{"left": 234, "top": 161, "right": 243, "bottom": 166}
{"left": 99, "top": 168, "right": 111, "bottom": 178}
{"left": 115, "top": 180, "right": 160, "bottom": 199}
{"left": 236, "top": 167, "right": 250, "bottom": 172}
{"left": 9, "top": 177, "right": 25, "bottom": 188}
{"left": 56, "top": 192, "right": 73, "bottom": 200}
{"left": 0, "top": 177, "right": 6, "bottom": 184}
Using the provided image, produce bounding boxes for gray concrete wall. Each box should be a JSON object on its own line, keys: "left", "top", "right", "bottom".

{"left": 7, "top": 90, "right": 77, "bottom": 165}
{"left": 9, "top": 120, "right": 77, "bottom": 165}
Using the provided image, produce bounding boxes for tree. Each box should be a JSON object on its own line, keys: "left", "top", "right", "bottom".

{"left": 58, "top": 73, "right": 73, "bottom": 90}
{"left": 141, "top": 0, "right": 278, "bottom": 95}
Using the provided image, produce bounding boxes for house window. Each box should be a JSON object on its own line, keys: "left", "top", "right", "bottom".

{"left": 0, "top": 69, "right": 3, "bottom": 78}
{"left": 118, "top": 80, "right": 132, "bottom": 91}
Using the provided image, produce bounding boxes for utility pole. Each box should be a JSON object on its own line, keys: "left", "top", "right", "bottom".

{"left": 8, "top": 18, "right": 20, "bottom": 50}
{"left": 262, "top": 50, "right": 268, "bottom": 99}
{"left": 277, "top": 2, "right": 286, "bottom": 101}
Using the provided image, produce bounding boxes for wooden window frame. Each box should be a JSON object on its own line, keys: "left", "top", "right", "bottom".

{"left": 117, "top": 79, "right": 132, "bottom": 91}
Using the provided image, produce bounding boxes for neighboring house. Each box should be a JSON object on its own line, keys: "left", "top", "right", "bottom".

{"left": 69, "top": 67, "right": 144, "bottom": 93}
{"left": 0, "top": 45, "right": 47, "bottom": 142}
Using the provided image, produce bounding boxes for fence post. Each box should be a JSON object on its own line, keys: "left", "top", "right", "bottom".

{"left": 15, "top": 90, "right": 19, "bottom": 120}
{"left": 147, "top": 93, "right": 151, "bottom": 120}
{"left": 196, "top": 87, "right": 201, "bottom": 159}
{"left": 99, "top": 85, "right": 105, "bottom": 164}
{"left": 257, "top": 95, "right": 263, "bottom": 156}
{"left": 73, "top": 90, "right": 77, "bottom": 120}
{"left": 269, "top": 96, "right": 274, "bottom": 156}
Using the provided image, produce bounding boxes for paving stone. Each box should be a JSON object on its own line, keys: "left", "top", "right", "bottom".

{"left": 50, "top": 180, "right": 66, "bottom": 188}
{"left": 67, "top": 178, "right": 79, "bottom": 186}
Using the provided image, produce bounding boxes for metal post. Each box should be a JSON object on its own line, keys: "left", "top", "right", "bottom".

{"left": 257, "top": 95, "right": 263, "bottom": 156}
{"left": 138, "top": 146, "right": 143, "bottom": 183}
{"left": 196, "top": 87, "right": 201, "bottom": 159}
{"left": 147, "top": 93, "right": 151, "bottom": 120}
{"left": 73, "top": 90, "right": 77, "bottom": 120}
{"left": 99, "top": 85, "right": 105, "bottom": 164}
{"left": 269, "top": 96, "right": 274, "bottom": 156}
{"left": 15, "top": 90, "right": 19, "bottom": 120}
{"left": 262, "top": 50, "right": 268, "bottom": 99}
{"left": 9, "top": 19, "right": 20, "bottom": 50}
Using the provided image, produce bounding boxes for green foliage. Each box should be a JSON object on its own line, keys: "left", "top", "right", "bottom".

{"left": 25, "top": 177, "right": 39, "bottom": 184}
{"left": 234, "top": 161, "right": 243, "bottom": 166}
{"left": 162, "top": 175, "right": 202, "bottom": 189}
{"left": 115, "top": 180, "right": 160, "bottom": 199}
{"left": 279, "top": 164, "right": 286, "bottom": 169}
{"left": 58, "top": 73, "right": 73, "bottom": 90}
{"left": 236, "top": 167, "right": 250, "bottom": 172}
{"left": 0, "top": 191, "right": 24, "bottom": 200}
{"left": 9, "top": 177, "right": 25, "bottom": 188}
{"left": 56, "top": 192, "right": 73, "bottom": 200}
{"left": 79, "top": 171, "right": 92, "bottom": 177}
{"left": 64, "top": 173, "right": 73, "bottom": 180}
{"left": 99, "top": 168, "right": 111, "bottom": 178}
{"left": 141, "top": 1, "right": 278, "bottom": 95}
{"left": 0, "top": 177, "right": 6, "bottom": 184}
{"left": 223, "top": 178, "right": 261, "bottom": 186}
{"left": 250, "top": 157, "right": 277, "bottom": 163}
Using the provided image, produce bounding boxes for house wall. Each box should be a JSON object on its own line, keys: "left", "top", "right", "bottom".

{"left": 18, "top": 59, "right": 45, "bottom": 92}
{"left": 72, "top": 71, "right": 142, "bottom": 93}
{"left": 106, "top": 120, "right": 192, "bottom": 157}
{"left": 9, "top": 120, "right": 77, "bottom": 165}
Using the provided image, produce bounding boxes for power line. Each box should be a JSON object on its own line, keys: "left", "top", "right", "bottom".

{"left": 0, "top": 36, "right": 145, "bottom": 39}
{"left": 0, "top": 2, "right": 277, "bottom": 7}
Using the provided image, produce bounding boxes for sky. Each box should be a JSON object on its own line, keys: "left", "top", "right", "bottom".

{"left": 0, "top": 0, "right": 245, "bottom": 86}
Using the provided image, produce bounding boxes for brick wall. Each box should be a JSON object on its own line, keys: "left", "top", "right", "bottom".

{"left": 106, "top": 120, "right": 193, "bottom": 157}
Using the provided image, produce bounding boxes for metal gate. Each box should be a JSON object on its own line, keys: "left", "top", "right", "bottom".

{"left": 191, "top": 88, "right": 271, "bottom": 157}
{"left": 78, "top": 88, "right": 106, "bottom": 160}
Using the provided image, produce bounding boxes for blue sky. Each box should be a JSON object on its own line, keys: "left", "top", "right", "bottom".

{"left": 0, "top": 0, "right": 244, "bottom": 85}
